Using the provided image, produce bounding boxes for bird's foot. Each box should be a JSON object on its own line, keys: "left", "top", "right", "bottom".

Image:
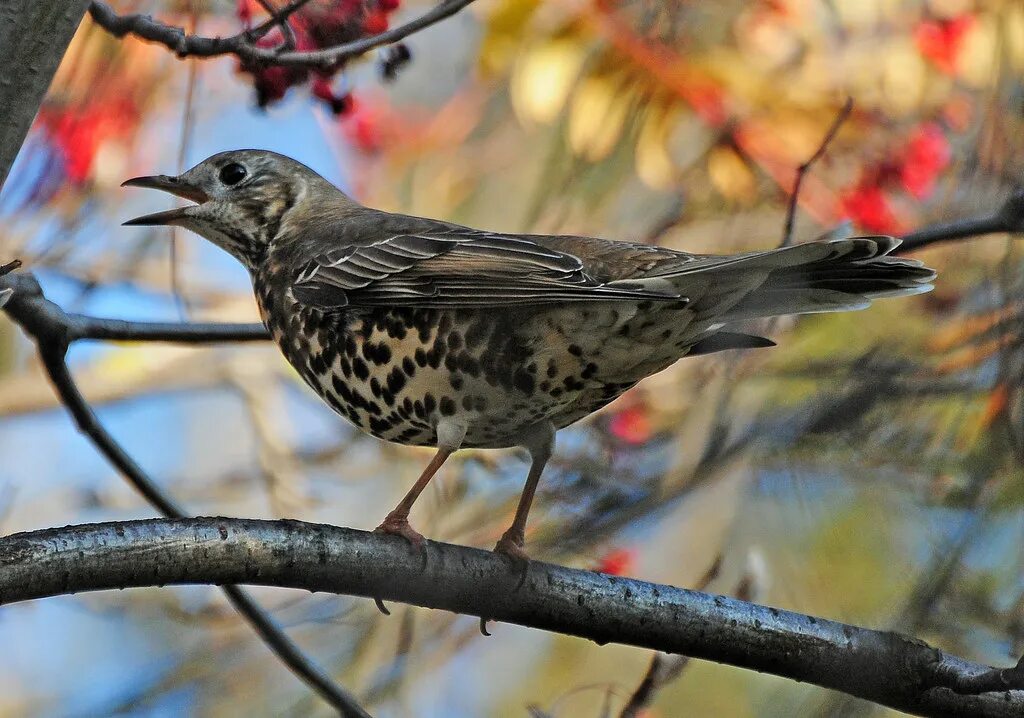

{"left": 375, "top": 512, "right": 426, "bottom": 551}
{"left": 494, "top": 529, "right": 531, "bottom": 588}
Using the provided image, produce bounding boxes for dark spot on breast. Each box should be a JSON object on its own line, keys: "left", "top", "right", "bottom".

{"left": 438, "top": 313, "right": 453, "bottom": 336}
{"left": 415, "top": 348, "right": 428, "bottom": 368}
{"left": 369, "top": 416, "right": 392, "bottom": 434}
{"left": 547, "top": 360, "right": 558, "bottom": 378}
{"left": 462, "top": 395, "right": 474, "bottom": 411}
{"left": 369, "top": 378, "right": 382, "bottom": 398}
{"left": 395, "top": 427, "right": 420, "bottom": 443}
{"left": 513, "top": 370, "right": 535, "bottom": 394}
{"left": 310, "top": 353, "right": 327, "bottom": 375}
{"left": 353, "top": 358, "right": 370, "bottom": 381}
{"left": 581, "top": 362, "right": 598, "bottom": 380}
{"left": 458, "top": 353, "right": 480, "bottom": 377}
{"left": 423, "top": 393, "right": 437, "bottom": 414}
{"left": 447, "top": 331, "right": 463, "bottom": 351}
{"left": 474, "top": 396, "right": 487, "bottom": 411}
{"left": 387, "top": 367, "right": 406, "bottom": 394}
{"left": 568, "top": 344, "right": 582, "bottom": 356}
{"left": 402, "top": 356, "right": 416, "bottom": 376}
{"left": 440, "top": 397, "right": 456, "bottom": 416}
{"left": 450, "top": 375, "right": 464, "bottom": 391}
{"left": 465, "top": 320, "right": 489, "bottom": 348}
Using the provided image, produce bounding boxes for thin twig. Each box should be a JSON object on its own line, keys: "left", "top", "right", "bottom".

{"left": 256, "top": 0, "right": 298, "bottom": 51}
{"left": 0, "top": 274, "right": 368, "bottom": 718}
{"left": 88, "top": 0, "right": 480, "bottom": 71}
{"left": 3, "top": 517, "right": 1024, "bottom": 718}
{"left": 169, "top": 0, "right": 201, "bottom": 321}
{"left": 781, "top": 97, "right": 853, "bottom": 247}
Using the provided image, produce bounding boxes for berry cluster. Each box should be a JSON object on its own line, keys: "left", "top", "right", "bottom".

{"left": 236, "top": 0, "right": 407, "bottom": 112}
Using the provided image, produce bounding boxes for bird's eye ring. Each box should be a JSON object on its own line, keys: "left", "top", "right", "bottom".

{"left": 219, "top": 163, "right": 247, "bottom": 186}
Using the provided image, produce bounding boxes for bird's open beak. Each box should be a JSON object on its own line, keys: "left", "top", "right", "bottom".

{"left": 121, "top": 174, "right": 208, "bottom": 226}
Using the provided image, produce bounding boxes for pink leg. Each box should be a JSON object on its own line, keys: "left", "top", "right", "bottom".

{"left": 375, "top": 447, "right": 452, "bottom": 548}
{"left": 494, "top": 423, "right": 555, "bottom": 563}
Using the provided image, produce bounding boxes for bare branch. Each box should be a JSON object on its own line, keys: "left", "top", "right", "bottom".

{"left": 898, "top": 189, "right": 1024, "bottom": 254}
{"left": 781, "top": 97, "right": 853, "bottom": 247}
{"left": 0, "top": 273, "right": 366, "bottom": 717}
{"left": 88, "top": 0, "right": 479, "bottom": 71}
{"left": 1, "top": 517, "right": 1022, "bottom": 718}
{"left": 0, "top": 272, "right": 268, "bottom": 343}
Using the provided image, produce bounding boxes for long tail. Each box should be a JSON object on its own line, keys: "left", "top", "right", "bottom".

{"left": 678, "top": 236, "right": 935, "bottom": 323}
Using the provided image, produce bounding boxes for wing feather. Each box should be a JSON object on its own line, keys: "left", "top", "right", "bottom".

{"left": 292, "top": 224, "right": 685, "bottom": 310}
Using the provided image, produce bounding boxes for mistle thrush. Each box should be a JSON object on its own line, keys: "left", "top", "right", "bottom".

{"left": 123, "top": 150, "right": 936, "bottom": 561}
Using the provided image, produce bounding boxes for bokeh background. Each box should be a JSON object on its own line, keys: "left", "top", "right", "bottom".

{"left": 1, "top": 0, "right": 1023, "bottom": 715}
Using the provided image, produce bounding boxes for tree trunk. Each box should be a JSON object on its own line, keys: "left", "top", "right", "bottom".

{"left": 0, "top": 1, "right": 90, "bottom": 187}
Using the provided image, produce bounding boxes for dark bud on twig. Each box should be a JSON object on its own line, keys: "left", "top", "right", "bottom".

{"left": 380, "top": 43, "right": 411, "bottom": 82}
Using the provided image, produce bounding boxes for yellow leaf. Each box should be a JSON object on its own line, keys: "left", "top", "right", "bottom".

{"left": 708, "top": 146, "right": 755, "bottom": 202}
{"left": 635, "top": 105, "right": 678, "bottom": 190}
{"left": 510, "top": 40, "right": 586, "bottom": 125}
{"left": 567, "top": 75, "right": 632, "bottom": 161}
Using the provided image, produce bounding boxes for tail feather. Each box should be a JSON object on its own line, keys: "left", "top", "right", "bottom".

{"left": 697, "top": 236, "right": 935, "bottom": 322}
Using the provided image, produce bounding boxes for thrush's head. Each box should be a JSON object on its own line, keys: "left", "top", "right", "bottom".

{"left": 122, "top": 149, "right": 346, "bottom": 269}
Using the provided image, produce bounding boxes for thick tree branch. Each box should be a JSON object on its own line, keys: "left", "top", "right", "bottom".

{"left": 0, "top": 273, "right": 366, "bottom": 717}
{"left": 88, "top": 0, "right": 479, "bottom": 71}
{"left": 1, "top": 517, "right": 1021, "bottom": 718}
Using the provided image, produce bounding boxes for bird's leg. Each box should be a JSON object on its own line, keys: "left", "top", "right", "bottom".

{"left": 375, "top": 419, "right": 466, "bottom": 549}
{"left": 494, "top": 423, "right": 555, "bottom": 563}
{"left": 375, "top": 447, "right": 452, "bottom": 548}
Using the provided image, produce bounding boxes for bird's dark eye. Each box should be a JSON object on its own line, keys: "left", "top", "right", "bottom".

{"left": 219, "top": 163, "right": 247, "bottom": 186}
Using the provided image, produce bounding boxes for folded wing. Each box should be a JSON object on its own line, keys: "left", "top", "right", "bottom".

{"left": 292, "top": 224, "right": 685, "bottom": 309}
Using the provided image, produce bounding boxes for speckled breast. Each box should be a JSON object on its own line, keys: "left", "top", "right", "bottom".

{"left": 255, "top": 272, "right": 699, "bottom": 449}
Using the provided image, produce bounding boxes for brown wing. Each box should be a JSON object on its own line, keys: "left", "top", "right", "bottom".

{"left": 291, "top": 220, "right": 686, "bottom": 309}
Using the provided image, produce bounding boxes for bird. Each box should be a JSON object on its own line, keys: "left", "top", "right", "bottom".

{"left": 122, "top": 149, "right": 936, "bottom": 562}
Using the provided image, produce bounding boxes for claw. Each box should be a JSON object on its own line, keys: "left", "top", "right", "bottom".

{"left": 374, "top": 513, "right": 428, "bottom": 570}
{"left": 374, "top": 513, "right": 425, "bottom": 548}
{"left": 374, "top": 597, "right": 391, "bottom": 616}
{"left": 494, "top": 530, "right": 530, "bottom": 589}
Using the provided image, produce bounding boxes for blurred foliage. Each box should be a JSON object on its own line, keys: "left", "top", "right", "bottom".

{"left": 1, "top": 0, "right": 1024, "bottom": 716}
